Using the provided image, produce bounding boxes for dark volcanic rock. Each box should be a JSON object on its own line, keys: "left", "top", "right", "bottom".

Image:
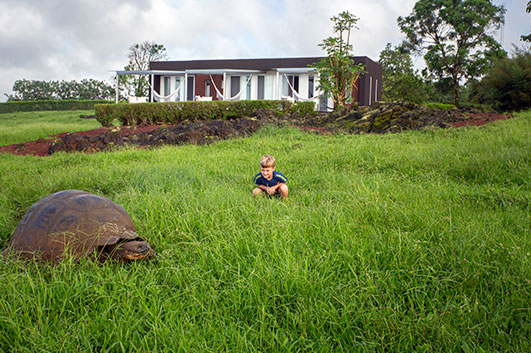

{"left": 47, "top": 116, "right": 264, "bottom": 155}
{"left": 41, "top": 103, "right": 503, "bottom": 156}
{"left": 296, "top": 102, "right": 477, "bottom": 134}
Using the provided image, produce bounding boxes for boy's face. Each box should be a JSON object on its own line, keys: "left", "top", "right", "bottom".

{"left": 261, "top": 166, "right": 275, "bottom": 180}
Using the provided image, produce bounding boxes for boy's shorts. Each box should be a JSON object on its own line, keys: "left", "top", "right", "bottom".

{"left": 266, "top": 189, "right": 281, "bottom": 198}
{"left": 257, "top": 187, "right": 281, "bottom": 198}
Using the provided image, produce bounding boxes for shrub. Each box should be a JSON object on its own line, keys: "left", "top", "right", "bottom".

{"left": 424, "top": 102, "right": 457, "bottom": 110}
{"left": 0, "top": 100, "right": 111, "bottom": 114}
{"left": 95, "top": 100, "right": 298, "bottom": 126}
{"left": 471, "top": 51, "right": 531, "bottom": 111}
{"left": 293, "top": 101, "right": 317, "bottom": 116}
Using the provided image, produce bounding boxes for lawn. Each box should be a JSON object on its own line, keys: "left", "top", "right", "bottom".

{"left": 0, "top": 110, "right": 530, "bottom": 352}
{"left": 0, "top": 110, "right": 101, "bottom": 146}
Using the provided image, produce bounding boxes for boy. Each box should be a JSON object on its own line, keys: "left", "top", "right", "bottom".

{"left": 253, "top": 155, "right": 288, "bottom": 200}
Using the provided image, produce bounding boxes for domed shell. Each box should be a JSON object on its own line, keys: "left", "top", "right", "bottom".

{"left": 3, "top": 190, "right": 146, "bottom": 262}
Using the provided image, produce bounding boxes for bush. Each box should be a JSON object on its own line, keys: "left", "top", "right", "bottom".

{"left": 471, "top": 51, "right": 531, "bottom": 111}
{"left": 293, "top": 101, "right": 317, "bottom": 116}
{"left": 0, "top": 100, "right": 111, "bottom": 114}
{"left": 424, "top": 102, "right": 457, "bottom": 110}
{"left": 95, "top": 100, "right": 300, "bottom": 127}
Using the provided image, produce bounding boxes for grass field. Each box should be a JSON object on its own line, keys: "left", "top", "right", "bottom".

{"left": 0, "top": 110, "right": 530, "bottom": 352}
{"left": 0, "top": 110, "right": 101, "bottom": 146}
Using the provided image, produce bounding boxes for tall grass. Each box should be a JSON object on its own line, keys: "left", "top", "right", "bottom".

{"left": 0, "top": 111, "right": 529, "bottom": 352}
{"left": 0, "top": 110, "right": 101, "bottom": 146}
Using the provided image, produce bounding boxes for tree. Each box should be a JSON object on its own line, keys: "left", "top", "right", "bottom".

{"left": 314, "top": 11, "right": 366, "bottom": 109}
{"left": 398, "top": 0, "right": 507, "bottom": 106}
{"left": 123, "top": 41, "right": 168, "bottom": 97}
{"left": 378, "top": 43, "right": 426, "bottom": 103}
{"left": 521, "top": 2, "right": 531, "bottom": 43}
{"left": 471, "top": 48, "right": 531, "bottom": 111}
{"left": 6, "top": 79, "right": 115, "bottom": 101}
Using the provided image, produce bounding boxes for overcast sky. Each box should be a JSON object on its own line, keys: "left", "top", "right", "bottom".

{"left": 0, "top": 0, "right": 529, "bottom": 101}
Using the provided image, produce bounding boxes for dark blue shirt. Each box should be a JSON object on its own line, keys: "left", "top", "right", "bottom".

{"left": 254, "top": 171, "right": 288, "bottom": 187}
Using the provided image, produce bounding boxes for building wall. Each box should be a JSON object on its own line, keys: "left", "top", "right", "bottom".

{"left": 194, "top": 74, "right": 223, "bottom": 100}
{"left": 357, "top": 57, "right": 383, "bottom": 106}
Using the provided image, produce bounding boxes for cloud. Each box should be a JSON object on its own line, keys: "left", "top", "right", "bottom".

{"left": 0, "top": 0, "right": 528, "bottom": 101}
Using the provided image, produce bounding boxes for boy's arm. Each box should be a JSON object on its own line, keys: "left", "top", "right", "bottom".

{"left": 254, "top": 174, "right": 267, "bottom": 190}
{"left": 268, "top": 182, "right": 285, "bottom": 193}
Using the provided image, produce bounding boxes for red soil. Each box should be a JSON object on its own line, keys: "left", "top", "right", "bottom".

{"left": 297, "top": 126, "right": 332, "bottom": 134}
{"left": 0, "top": 125, "right": 163, "bottom": 157}
{"left": 452, "top": 112, "right": 512, "bottom": 128}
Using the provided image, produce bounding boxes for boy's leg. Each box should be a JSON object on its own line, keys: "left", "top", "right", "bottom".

{"left": 278, "top": 184, "right": 288, "bottom": 200}
{"left": 253, "top": 187, "right": 264, "bottom": 197}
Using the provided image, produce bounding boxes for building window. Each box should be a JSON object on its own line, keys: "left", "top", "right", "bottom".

{"left": 175, "top": 77, "right": 182, "bottom": 101}
{"left": 369, "top": 76, "right": 373, "bottom": 105}
{"left": 246, "top": 76, "right": 251, "bottom": 100}
{"left": 308, "top": 75, "right": 314, "bottom": 98}
{"left": 164, "top": 77, "right": 171, "bottom": 96}
{"left": 375, "top": 79, "right": 378, "bottom": 102}
{"left": 257, "top": 76, "right": 265, "bottom": 100}
{"left": 282, "top": 75, "right": 299, "bottom": 97}
{"left": 187, "top": 76, "right": 195, "bottom": 101}
{"left": 230, "top": 76, "right": 240, "bottom": 98}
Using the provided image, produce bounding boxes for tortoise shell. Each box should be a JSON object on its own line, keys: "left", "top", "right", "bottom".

{"left": 2, "top": 190, "right": 154, "bottom": 262}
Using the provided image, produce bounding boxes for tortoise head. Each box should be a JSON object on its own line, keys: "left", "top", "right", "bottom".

{"left": 98, "top": 239, "right": 155, "bottom": 262}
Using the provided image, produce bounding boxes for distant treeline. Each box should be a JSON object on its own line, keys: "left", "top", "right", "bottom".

{"left": 5, "top": 79, "right": 115, "bottom": 101}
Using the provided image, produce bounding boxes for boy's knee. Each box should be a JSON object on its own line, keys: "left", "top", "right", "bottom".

{"left": 279, "top": 184, "right": 288, "bottom": 197}
{"left": 253, "top": 188, "right": 263, "bottom": 197}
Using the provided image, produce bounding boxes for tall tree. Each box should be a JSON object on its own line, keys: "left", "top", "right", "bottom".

{"left": 471, "top": 48, "right": 531, "bottom": 111}
{"left": 378, "top": 43, "right": 426, "bottom": 103}
{"left": 314, "top": 11, "right": 366, "bottom": 109}
{"left": 521, "top": 1, "right": 531, "bottom": 43}
{"left": 398, "top": 0, "right": 506, "bottom": 105}
{"left": 124, "top": 41, "right": 168, "bottom": 97}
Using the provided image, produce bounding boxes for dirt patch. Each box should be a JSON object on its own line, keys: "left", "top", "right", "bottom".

{"left": 0, "top": 125, "right": 163, "bottom": 157}
{"left": 0, "top": 104, "right": 512, "bottom": 157}
{"left": 452, "top": 112, "right": 512, "bottom": 128}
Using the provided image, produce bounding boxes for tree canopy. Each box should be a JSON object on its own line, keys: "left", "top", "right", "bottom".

{"left": 470, "top": 48, "right": 531, "bottom": 111}
{"left": 398, "top": 0, "right": 506, "bottom": 105}
{"left": 6, "top": 79, "right": 115, "bottom": 101}
{"left": 122, "top": 41, "right": 168, "bottom": 97}
{"left": 314, "top": 11, "right": 365, "bottom": 109}
{"left": 378, "top": 43, "right": 426, "bottom": 103}
{"left": 521, "top": 1, "right": 531, "bottom": 43}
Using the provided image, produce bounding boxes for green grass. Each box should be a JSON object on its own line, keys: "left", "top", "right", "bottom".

{"left": 0, "top": 110, "right": 530, "bottom": 352}
{"left": 0, "top": 110, "right": 101, "bottom": 146}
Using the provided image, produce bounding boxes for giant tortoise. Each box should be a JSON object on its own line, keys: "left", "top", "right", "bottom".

{"left": 2, "top": 190, "right": 154, "bottom": 263}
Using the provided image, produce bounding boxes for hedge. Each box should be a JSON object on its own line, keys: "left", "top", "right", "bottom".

{"left": 0, "top": 100, "right": 112, "bottom": 113}
{"left": 423, "top": 102, "right": 457, "bottom": 110}
{"left": 95, "top": 100, "right": 316, "bottom": 127}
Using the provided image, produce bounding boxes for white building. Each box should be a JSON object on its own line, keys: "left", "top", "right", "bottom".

{"left": 116, "top": 56, "right": 382, "bottom": 109}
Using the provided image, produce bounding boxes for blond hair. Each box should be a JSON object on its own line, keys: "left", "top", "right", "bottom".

{"left": 260, "top": 155, "right": 275, "bottom": 168}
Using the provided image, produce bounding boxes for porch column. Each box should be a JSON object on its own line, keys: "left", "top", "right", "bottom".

{"left": 184, "top": 72, "right": 188, "bottom": 101}
{"left": 223, "top": 72, "right": 227, "bottom": 100}
{"left": 275, "top": 71, "right": 280, "bottom": 99}
{"left": 115, "top": 73, "right": 119, "bottom": 104}
{"left": 150, "top": 74, "right": 154, "bottom": 102}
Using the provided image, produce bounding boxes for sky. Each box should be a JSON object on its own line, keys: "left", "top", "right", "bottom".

{"left": 0, "top": 0, "right": 529, "bottom": 101}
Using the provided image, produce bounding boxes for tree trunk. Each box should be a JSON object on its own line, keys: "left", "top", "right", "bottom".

{"left": 453, "top": 75, "right": 460, "bottom": 107}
